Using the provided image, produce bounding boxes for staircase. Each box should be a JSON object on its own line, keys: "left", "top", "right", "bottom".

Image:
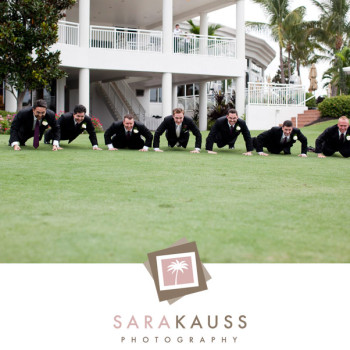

{"left": 96, "top": 80, "right": 146, "bottom": 123}
{"left": 111, "top": 82, "right": 137, "bottom": 119}
{"left": 292, "top": 109, "right": 321, "bottom": 128}
{"left": 96, "top": 82, "right": 122, "bottom": 121}
{"left": 113, "top": 80, "right": 146, "bottom": 122}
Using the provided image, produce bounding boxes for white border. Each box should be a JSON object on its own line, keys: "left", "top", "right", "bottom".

{"left": 156, "top": 252, "right": 199, "bottom": 291}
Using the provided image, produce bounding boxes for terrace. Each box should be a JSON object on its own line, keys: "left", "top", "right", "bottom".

{"left": 57, "top": 21, "right": 236, "bottom": 58}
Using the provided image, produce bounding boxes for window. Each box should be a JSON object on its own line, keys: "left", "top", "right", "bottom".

{"left": 150, "top": 88, "right": 162, "bottom": 103}
{"left": 150, "top": 88, "right": 158, "bottom": 102}
{"left": 177, "top": 85, "right": 185, "bottom": 97}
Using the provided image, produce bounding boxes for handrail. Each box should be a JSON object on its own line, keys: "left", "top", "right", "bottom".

{"left": 247, "top": 82, "right": 306, "bottom": 106}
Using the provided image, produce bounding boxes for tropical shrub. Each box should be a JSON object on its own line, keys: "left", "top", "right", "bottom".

{"left": 318, "top": 96, "right": 350, "bottom": 118}
{"left": 305, "top": 92, "right": 316, "bottom": 108}
{"left": 0, "top": 112, "right": 15, "bottom": 134}
{"left": 207, "top": 91, "right": 235, "bottom": 130}
{"left": 91, "top": 116, "right": 103, "bottom": 133}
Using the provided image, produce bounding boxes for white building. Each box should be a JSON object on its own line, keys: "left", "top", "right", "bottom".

{"left": 4, "top": 0, "right": 276, "bottom": 130}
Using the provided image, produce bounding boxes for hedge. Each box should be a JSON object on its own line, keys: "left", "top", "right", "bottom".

{"left": 305, "top": 92, "right": 316, "bottom": 108}
{"left": 318, "top": 95, "right": 350, "bottom": 118}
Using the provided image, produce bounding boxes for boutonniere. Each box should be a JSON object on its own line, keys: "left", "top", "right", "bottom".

{"left": 236, "top": 125, "right": 241, "bottom": 131}
{"left": 346, "top": 135, "right": 350, "bottom": 141}
{"left": 182, "top": 125, "right": 188, "bottom": 132}
{"left": 41, "top": 120, "right": 48, "bottom": 126}
{"left": 81, "top": 123, "right": 87, "bottom": 129}
{"left": 133, "top": 128, "right": 139, "bottom": 134}
{"left": 293, "top": 135, "right": 298, "bottom": 141}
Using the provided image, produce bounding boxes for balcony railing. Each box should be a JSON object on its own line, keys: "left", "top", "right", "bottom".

{"left": 177, "top": 93, "right": 234, "bottom": 114}
{"left": 174, "top": 34, "right": 236, "bottom": 57}
{"left": 57, "top": 22, "right": 236, "bottom": 58}
{"left": 90, "top": 26, "right": 163, "bottom": 52}
{"left": 57, "top": 21, "right": 79, "bottom": 46}
{"left": 247, "top": 82, "right": 305, "bottom": 106}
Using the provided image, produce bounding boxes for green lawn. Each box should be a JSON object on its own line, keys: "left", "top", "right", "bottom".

{"left": 1, "top": 119, "right": 349, "bottom": 263}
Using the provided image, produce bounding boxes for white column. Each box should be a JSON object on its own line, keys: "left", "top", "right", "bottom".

{"left": 236, "top": 0, "right": 245, "bottom": 61}
{"left": 5, "top": 85, "right": 17, "bottom": 112}
{"left": 172, "top": 85, "right": 177, "bottom": 109}
{"left": 199, "top": 12, "right": 208, "bottom": 55}
{"left": 162, "top": 0, "right": 172, "bottom": 54}
{"left": 79, "top": 68, "right": 90, "bottom": 114}
{"left": 56, "top": 77, "right": 66, "bottom": 113}
{"left": 236, "top": 0, "right": 246, "bottom": 117}
{"left": 236, "top": 76, "right": 245, "bottom": 118}
{"left": 162, "top": 73, "right": 172, "bottom": 116}
{"left": 199, "top": 81, "right": 207, "bottom": 131}
{"left": 79, "top": 0, "right": 90, "bottom": 48}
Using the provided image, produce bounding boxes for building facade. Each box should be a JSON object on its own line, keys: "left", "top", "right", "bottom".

{"left": 4, "top": 0, "right": 275, "bottom": 130}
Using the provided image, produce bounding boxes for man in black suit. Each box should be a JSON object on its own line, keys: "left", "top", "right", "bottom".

{"left": 9, "top": 99, "right": 59, "bottom": 151}
{"left": 153, "top": 107, "right": 201, "bottom": 153}
{"left": 44, "top": 104, "right": 102, "bottom": 150}
{"left": 316, "top": 116, "right": 350, "bottom": 158}
{"left": 104, "top": 114, "right": 153, "bottom": 151}
{"left": 205, "top": 108, "right": 253, "bottom": 155}
{"left": 252, "top": 120, "right": 308, "bottom": 157}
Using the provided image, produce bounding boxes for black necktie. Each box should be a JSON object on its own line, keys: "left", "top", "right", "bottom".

{"left": 283, "top": 137, "right": 287, "bottom": 144}
{"left": 126, "top": 131, "right": 131, "bottom": 139}
{"left": 230, "top": 126, "right": 234, "bottom": 135}
{"left": 340, "top": 133, "right": 344, "bottom": 142}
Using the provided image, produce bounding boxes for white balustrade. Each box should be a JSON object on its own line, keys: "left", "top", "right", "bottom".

{"left": 247, "top": 82, "right": 306, "bottom": 106}
{"left": 173, "top": 34, "right": 236, "bottom": 57}
{"left": 90, "top": 26, "right": 162, "bottom": 53}
{"left": 57, "top": 21, "right": 79, "bottom": 46}
{"left": 57, "top": 22, "right": 235, "bottom": 58}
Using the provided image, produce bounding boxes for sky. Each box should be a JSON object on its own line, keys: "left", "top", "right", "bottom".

{"left": 206, "top": 0, "right": 328, "bottom": 96}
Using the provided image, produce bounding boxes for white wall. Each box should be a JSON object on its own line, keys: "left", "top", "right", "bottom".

{"left": 90, "top": 84, "right": 117, "bottom": 129}
{"left": 149, "top": 103, "right": 163, "bottom": 118}
{"left": 69, "top": 89, "right": 79, "bottom": 112}
{"left": 54, "top": 44, "right": 245, "bottom": 78}
{"left": 135, "top": 88, "right": 150, "bottom": 118}
{"left": 246, "top": 105, "right": 308, "bottom": 130}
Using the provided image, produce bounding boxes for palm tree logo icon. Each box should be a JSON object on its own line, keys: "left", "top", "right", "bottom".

{"left": 167, "top": 259, "right": 189, "bottom": 285}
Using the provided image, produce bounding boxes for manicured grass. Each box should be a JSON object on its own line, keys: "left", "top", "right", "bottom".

{"left": 0, "top": 119, "right": 349, "bottom": 263}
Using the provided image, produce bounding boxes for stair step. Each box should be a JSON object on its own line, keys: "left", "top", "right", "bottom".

{"left": 291, "top": 109, "right": 321, "bottom": 127}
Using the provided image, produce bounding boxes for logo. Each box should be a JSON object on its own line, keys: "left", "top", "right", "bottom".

{"left": 144, "top": 238, "right": 211, "bottom": 304}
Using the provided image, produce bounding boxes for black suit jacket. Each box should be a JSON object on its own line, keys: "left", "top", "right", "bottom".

{"left": 205, "top": 116, "right": 253, "bottom": 151}
{"left": 153, "top": 115, "right": 202, "bottom": 149}
{"left": 9, "top": 106, "right": 59, "bottom": 144}
{"left": 315, "top": 124, "right": 350, "bottom": 153}
{"left": 104, "top": 120, "right": 153, "bottom": 147}
{"left": 57, "top": 113, "right": 98, "bottom": 146}
{"left": 256, "top": 127, "right": 308, "bottom": 154}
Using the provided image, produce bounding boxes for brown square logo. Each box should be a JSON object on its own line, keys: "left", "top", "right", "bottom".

{"left": 144, "top": 238, "right": 211, "bottom": 304}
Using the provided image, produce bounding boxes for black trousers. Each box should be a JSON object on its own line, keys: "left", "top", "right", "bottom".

{"left": 166, "top": 131, "right": 190, "bottom": 148}
{"left": 112, "top": 136, "right": 145, "bottom": 149}
{"left": 322, "top": 143, "right": 350, "bottom": 158}
{"left": 210, "top": 133, "right": 236, "bottom": 149}
{"left": 252, "top": 137, "right": 291, "bottom": 154}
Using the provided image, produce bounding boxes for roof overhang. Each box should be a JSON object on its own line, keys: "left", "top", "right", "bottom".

{"left": 66, "top": 0, "right": 236, "bottom": 28}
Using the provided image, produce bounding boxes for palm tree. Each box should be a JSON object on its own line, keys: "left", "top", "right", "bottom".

{"left": 312, "top": 0, "right": 350, "bottom": 54}
{"left": 322, "top": 46, "right": 350, "bottom": 94}
{"left": 311, "top": 0, "right": 350, "bottom": 95}
{"left": 247, "top": 0, "right": 306, "bottom": 84}
{"left": 187, "top": 19, "right": 222, "bottom": 36}
{"left": 167, "top": 260, "right": 189, "bottom": 285}
{"left": 281, "top": 6, "right": 306, "bottom": 80}
{"left": 289, "top": 24, "right": 324, "bottom": 78}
